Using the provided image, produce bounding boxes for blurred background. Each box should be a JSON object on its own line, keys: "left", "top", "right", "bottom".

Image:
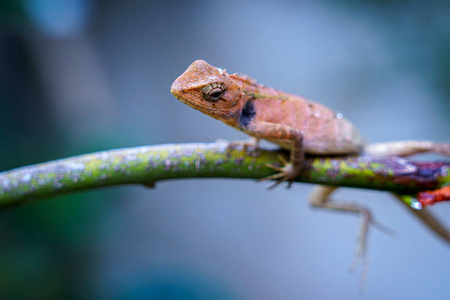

{"left": 0, "top": 0, "right": 449, "bottom": 299}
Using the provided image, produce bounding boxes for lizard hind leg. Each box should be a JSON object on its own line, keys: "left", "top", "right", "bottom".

{"left": 309, "top": 185, "right": 394, "bottom": 289}
{"left": 310, "top": 186, "right": 370, "bottom": 266}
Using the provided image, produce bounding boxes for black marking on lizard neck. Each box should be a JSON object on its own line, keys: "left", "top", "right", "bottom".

{"left": 238, "top": 99, "right": 256, "bottom": 129}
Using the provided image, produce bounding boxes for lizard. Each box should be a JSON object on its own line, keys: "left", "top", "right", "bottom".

{"left": 170, "top": 59, "right": 450, "bottom": 267}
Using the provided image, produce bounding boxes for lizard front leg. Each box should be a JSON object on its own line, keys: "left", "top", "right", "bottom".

{"left": 242, "top": 121, "right": 304, "bottom": 189}
{"left": 225, "top": 137, "right": 260, "bottom": 156}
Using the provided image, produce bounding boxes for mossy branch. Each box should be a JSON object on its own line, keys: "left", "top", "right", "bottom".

{"left": 0, "top": 142, "right": 449, "bottom": 210}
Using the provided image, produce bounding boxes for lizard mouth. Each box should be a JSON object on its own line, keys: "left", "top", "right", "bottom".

{"left": 170, "top": 87, "right": 182, "bottom": 99}
{"left": 171, "top": 88, "right": 221, "bottom": 113}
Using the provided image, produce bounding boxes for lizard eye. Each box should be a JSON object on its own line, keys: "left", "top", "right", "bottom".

{"left": 202, "top": 83, "right": 227, "bottom": 101}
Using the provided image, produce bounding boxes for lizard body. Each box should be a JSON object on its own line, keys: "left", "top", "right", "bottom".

{"left": 171, "top": 60, "right": 364, "bottom": 157}
{"left": 171, "top": 60, "right": 450, "bottom": 278}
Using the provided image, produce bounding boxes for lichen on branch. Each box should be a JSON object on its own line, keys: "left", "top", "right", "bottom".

{"left": 0, "top": 142, "right": 449, "bottom": 210}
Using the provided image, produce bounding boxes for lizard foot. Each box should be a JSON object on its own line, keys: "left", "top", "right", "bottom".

{"left": 257, "top": 155, "right": 300, "bottom": 189}
{"left": 348, "top": 209, "right": 396, "bottom": 293}
{"left": 310, "top": 186, "right": 396, "bottom": 293}
{"left": 225, "top": 138, "right": 260, "bottom": 157}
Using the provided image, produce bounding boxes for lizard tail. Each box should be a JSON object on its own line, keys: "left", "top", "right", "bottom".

{"left": 393, "top": 194, "right": 450, "bottom": 245}
{"left": 366, "top": 140, "right": 450, "bottom": 157}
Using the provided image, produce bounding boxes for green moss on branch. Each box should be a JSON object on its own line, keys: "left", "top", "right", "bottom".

{"left": 0, "top": 142, "right": 448, "bottom": 210}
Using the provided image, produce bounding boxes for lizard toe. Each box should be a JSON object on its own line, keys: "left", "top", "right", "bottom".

{"left": 258, "top": 161, "right": 299, "bottom": 189}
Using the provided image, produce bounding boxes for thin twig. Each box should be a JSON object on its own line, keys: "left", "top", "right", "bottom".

{"left": 0, "top": 142, "right": 448, "bottom": 210}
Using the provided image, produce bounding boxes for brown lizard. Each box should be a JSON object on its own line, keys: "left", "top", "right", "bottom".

{"left": 171, "top": 59, "right": 450, "bottom": 267}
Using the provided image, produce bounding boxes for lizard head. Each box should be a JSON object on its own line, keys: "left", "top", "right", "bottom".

{"left": 171, "top": 60, "right": 244, "bottom": 124}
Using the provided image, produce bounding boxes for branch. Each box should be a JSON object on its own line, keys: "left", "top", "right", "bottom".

{"left": 0, "top": 142, "right": 449, "bottom": 210}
